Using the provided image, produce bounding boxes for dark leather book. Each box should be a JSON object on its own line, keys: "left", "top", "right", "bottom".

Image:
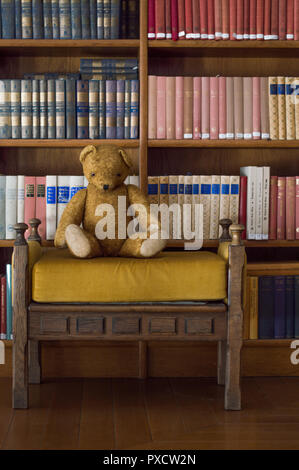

{"left": 285, "top": 276, "right": 295, "bottom": 339}
{"left": 258, "top": 276, "right": 275, "bottom": 339}
{"left": 274, "top": 276, "right": 286, "bottom": 339}
{"left": 295, "top": 276, "right": 299, "bottom": 338}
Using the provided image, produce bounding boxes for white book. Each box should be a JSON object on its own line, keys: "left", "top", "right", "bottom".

{"left": 262, "top": 167, "right": 270, "bottom": 240}
{"left": 0, "top": 175, "right": 5, "bottom": 239}
{"left": 210, "top": 175, "right": 220, "bottom": 239}
{"left": 83, "top": 176, "right": 89, "bottom": 188}
{"left": 57, "top": 175, "right": 70, "bottom": 226}
{"left": 255, "top": 167, "right": 263, "bottom": 240}
{"left": 129, "top": 175, "right": 140, "bottom": 187}
{"left": 17, "top": 175, "right": 25, "bottom": 223}
{"left": 199, "top": 175, "right": 212, "bottom": 240}
{"left": 69, "top": 175, "right": 84, "bottom": 201}
{"left": 5, "top": 176, "right": 17, "bottom": 239}
{"left": 169, "top": 175, "right": 178, "bottom": 239}
{"left": 183, "top": 175, "right": 193, "bottom": 239}
{"left": 177, "top": 175, "right": 185, "bottom": 239}
{"left": 219, "top": 175, "right": 230, "bottom": 237}
{"left": 240, "top": 166, "right": 257, "bottom": 240}
{"left": 46, "top": 175, "right": 57, "bottom": 240}
{"left": 192, "top": 175, "right": 200, "bottom": 234}
{"left": 229, "top": 175, "right": 240, "bottom": 224}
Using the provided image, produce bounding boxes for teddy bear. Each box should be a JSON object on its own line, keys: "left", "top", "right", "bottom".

{"left": 54, "top": 144, "right": 167, "bottom": 258}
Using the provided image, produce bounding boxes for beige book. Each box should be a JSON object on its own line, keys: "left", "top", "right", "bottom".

{"left": 260, "top": 77, "right": 270, "bottom": 139}
{"left": 147, "top": 176, "right": 159, "bottom": 205}
{"left": 177, "top": 175, "right": 185, "bottom": 239}
{"left": 229, "top": 175, "right": 240, "bottom": 224}
{"left": 269, "top": 77, "right": 279, "bottom": 140}
{"left": 166, "top": 77, "right": 176, "bottom": 139}
{"left": 183, "top": 77, "right": 193, "bottom": 139}
{"left": 148, "top": 76, "right": 157, "bottom": 139}
{"left": 183, "top": 175, "right": 193, "bottom": 239}
{"left": 243, "top": 77, "right": 253, "bottom": 139}
{"left": 192, "top": 175, "right": 200, "bottom": 234}
{"left": 219, "top": 175, "right": 230, "bottom": 237}
{"left": 295, "top": 78, "right": 299, "bottom": 140}
{"left": 286, "top": 77, "right": 296, "bottom": 140}
{"left": 277, "top": 76, "right": 286, "bottom": 140}
{"left": 200, "top": 175, "right": 212, "bottom": 240}
{"left": 169, "top": 175, "right": 179, "bottom": 239}
{"left": 210, "top": 175, "right": 221, "bottom": 239}
{"left": 233, "top": 77, "right": 244, "bottom": 139}
{"left": 159, "top": 176, "right": 169, "bottom": 205}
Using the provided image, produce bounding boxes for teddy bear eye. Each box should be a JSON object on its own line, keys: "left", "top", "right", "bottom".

{"left": 117, "top": 173, "right": 121, "bottom": 177}
{"left": 91, "top": 173, "right": 95, "bottom": 177}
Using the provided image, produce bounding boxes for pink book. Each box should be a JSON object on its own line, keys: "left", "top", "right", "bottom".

{"left": 24, "top": 176, "right": 36, "bottom": 239}
{"left": 35, "top": 176, "right": 46, "bottom": 240}
{"left": 148, "top": 0, "right": 156, "bottom": 38}
{"left": 277, "top": 176, "right": 286, "bottom": 240}
{"left": 260, "top": 76, "right": 270, "bottom": 139}
{"left": 175, "top": 76, "right": 184, "bottom": 139}
{"left": 199, "top": 0, "right": 208, "bottom": 38}
{"left": 226, "top": 76, "right": 234, "bottom": 139}
{"left": 207, "top": 0, "right": 215, "bottom": 39}
{"left": 157, "top": 76, "right": 166, "bottom": 139}
{"left": 193, "top": 77, "right": 201, "bottom": 139}
{"left": 286, "top": 176, "right": 296, "bottom": 240}
{"left": 243, "top": 77, "right": 253, "bottom": 139}
{"left": 148, "top": 75, "right": 157, "bottom": 139}
{"left": 234, "top": 76, "right": 244, "bottom": 139}
{"left": 229, "top": 0, "right": 237, "bottom": 39}
{"left": 166, "top": 76, "right": 176, "bottom": 139}
{"left": 219, "top": 76, "right": 227, "bottom": 139}
{"left": 201, "top": 77, "right": 210, "bottom": 139}
{"left": 269, "top": 175, "right": 278, "bottom": 239}
{"left": 296, "top": 176, "right": 299, "bottom": 239}
{"left": 252, "top": 77, "right": 261, "bottom": 140}
{"left": 210, "top": 77, "right": 219, "bottom": 140}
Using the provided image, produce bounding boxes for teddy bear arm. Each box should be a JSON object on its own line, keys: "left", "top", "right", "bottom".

{"left": 126, "top": 184, "right": 152, "bottom": 232}
{"left": 54, "top": 188, "right": 87, "bottom": 248}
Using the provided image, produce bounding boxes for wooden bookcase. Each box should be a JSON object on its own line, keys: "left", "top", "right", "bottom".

{"left": 0, "top": 0, "right": 298, "bottom": 378}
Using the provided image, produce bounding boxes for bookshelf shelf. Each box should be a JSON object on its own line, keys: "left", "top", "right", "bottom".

{"left": 166, "top": 240, "right": 299, "bottom": 248}
{"left": 149, "top": 39, "right": 299, "bottom": 49}
{"left": 149, "top": 139, "right": 299, "bottom": 148}
{"left": 0, "top": 139, "right": 139, "bottom": 148}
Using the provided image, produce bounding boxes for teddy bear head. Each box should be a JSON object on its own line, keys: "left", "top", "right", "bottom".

{"left": 80, "top": 144, "right": 133, "bottom": 193}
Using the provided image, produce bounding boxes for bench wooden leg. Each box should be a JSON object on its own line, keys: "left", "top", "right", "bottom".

{"left": 217, "top": 340, "right": 226, "bottom": 385}
{"left": 138, "top": 341, "right": 147, "bottom": 379}
{"left": 29, "top": 340, "right": 41, "bottom": 384}
{"left": 12, "top": 317, "right": 28, "bottom": 409}
{"left": 225, "top": 339, "right": 242, "bottom": 410}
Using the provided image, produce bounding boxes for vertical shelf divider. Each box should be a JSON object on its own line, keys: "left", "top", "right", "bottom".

{"left": 139, "top": 0, "right": 149, "bottom": 193}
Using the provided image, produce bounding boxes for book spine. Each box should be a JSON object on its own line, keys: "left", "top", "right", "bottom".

{"left": 252, "top": 77, "right": 261, "bottom": 139}
{"left": 192, "top": 0, "right": 200, "bottom": 38}
{"left": 51, "top": 0, "right": 60, "bottom": 38}
{"left": 157, "top": 76, "right": 166, "bottom": 139}
{"left": 69, "top": 175, "right": 84, "bottom": 200}
{"left": 169, "top": 175, "right": 178, "bottom": 238}
{"left": 124, "top": 80, "right": 130, "bottom": 140}
{"left": 57, "top": 175, "right": 70, "bottom": 224}
{"left": 229, "top": 0, "right": 237, "bottom": 39}
{"left": 76, "top": 80, "right": 89, "bottom": 139}
{"left": 269, "top": 76, "right": 278, "bottom": 140}
{"left": 240, "top": 166, "right": 256, "bottom": 239}
{"left": 148, "top": 176, "right": 159, "bottom": 205}
{"left": 35, "top": 176, "right": 46, "bottom": 239}
{"left": 193, "top": 76, "right": 201, "bottom": 139}
{"left": 277, "top": 76, "right": 286, "bottom": 140}
{"left": 11, "top": 79, "right": 21, "bottom": 139}
{"left": 296, "top": 176, "right": 299, "bottom": 240}
{"left": 42, "top": 0, "right": 52, "bottom": 38}
{"left": 210, "top": 76, "right": 219, "bottom": 140}
{"left": 264, "top": 0, "right": 271, "bottom": 39}
{"left": 106, "top": 79, "right": 117, "bottom": 139}
{"left": 256, "top": 0, "right": 264, "bottom": 39}
{"left": 21, "top": 0, "right": 32, "bottom": 38}
{"left": 55, "top": 79, "right": 66, "bottom": 139}
{"left": 116, "top": 79, "right": 125, "bottom": 139}
{"left": 243, "top": 0, "right": 250, "bottom": 39}
{"left": 71, "top": 0, "right": 81, "bottom": 38}
{"left": 185, "top": 0, "right": 192, "bottom": 38}
{"left": 277, "top": 176, "right": 286, "bottom": 239}
{"left": 130, "top": 80, "right": 139, "bottom": 139}
{"left": 148, "top": 0, "right": 155, "bottom": 38}
{"left": 255, "top": 166, "right": 263, "bottom": 239}
{"left": 287, "top": 0, "right": 294, "bottom": 39}
{"left": 15, "top": 0, "right": 22, "bottom": 38}
{"left": 296, "top": 77, "right": 299, "bottom": 139}
{"left": 262, "top": 166, "right": 270, "bottom": 239}
{"left": 214, "top": 0, "right": 222, "bottom": 39}
{"left": 274, "top": 276, "right": 286, "bottom": 339}
{"left": 183, "top": 76, "right": 193, "bottom": 139}
{"left": 32, "top": 79, "right": 40, "bottom": 139}
{"left": 221, "top": 0, "right": 229, "bottom": 39}
{"left": 229, "top": 175, "right": 240, "bottom": 224}
{"left": 0, "top": 176, "right": 5, "bottom": 239}
{"left": 17, "top": 175, "right": 25, "bottom": 223}
{"left": 249, "top": 276, "right": 258, "bottom": 339}
{"left": 178, "top": 0, "right": 185, "bottom": 38}
{"left": 0, "top": 80, "right": 11, "bottom": 139}
{"left": 165, "top": 0, "right": 172, "bottom": 38}
{"left": 269, "top": 175, "right": 278, "bottom": 239}
{"left": 39, "top": 79, "right": 48, "bottom": 139}
{"left": 236, "top": 0, "right": 244, "bottom": 39}
{"left": 199, "top": 0, "right": 208, "bottom": 38}
{"left": 201, "top": 77, "right": 210, "bottom": 139}
{"left": 296, "top": 276, "right": 299, "bottom": 338}
{"left": 286, "top": 176, "right": 296, "bottom": 240}
{"left": 207, "top": 0, "right": 215, "bottom": 39}
{"left": 260, "top": 76, "right": 270, "bottom": 139}
{"left": 46, "top": 175, "right": 57, "bottom": 240}
{"left": 65, "top": 79, "right": 76, "bottom": 139}
{"left": 1, "top": 0, "right": 15, "bottom": 38}
{"left": 99, "top": 80, "right": 106, "bottom": 139}
{"left": 175, "top": 76, "right": 184, "bottom": 139}
{"left": 271, "top": 0, "right": 279, "bottom": 39}
{"left": 239, "top": 175, "right": 247, "bottom": 239}
{"left": 233, "top": 76, "right": 243, "bottom": 139}
{"left": 243, "top": 76, "right": 253, "bottom": 139}
{"left": 155, "top": 0, "right": 165, "bottom": 38}
{"left": 258, "top": 276, "right": 275, "bottom": 339}
{"left": 285, "top": 276, "right": 295, "bottom": 338}
{"left": 226, "top": 76, "right": 234, "bottom": 138}
{"left": 159, "top": 175, "right": 169, "bottom": 206}
{"left": 47, "top": 79, "right": 56, "bottom": 139}
{"left": 200, "top": 175, "right": 211, "bottom": 239}
{"left": 171, "top": 0, "right": 178, "bottom": 40}
{"left": 6, "top": 265, "right": 12, "bottom": 340}
{"left": 249, "top": 0, "right": 257, "bottom": 39}
{"left": 97, "top": 0, "right": 104, "bottom": 38}
{"left": 209, "top": 175, "right": 221, "bottom": 239}
{"left": 88, "top": 80, "right": 99, "bottom": 139}
{"left": 0, "top": 276, "right": 6, "bottom": 339}
{"left": 286, "top": 77, "right": 296, "bottom": 140}
{"left": 59, "top": 0, "right": 71, "bottom": 38}
{"left": 219, "top": 175, "right": 230, "bottom": 236}
{"left": 5, "top": 176, "right": 17, "bottom": 239}
{"left": 32, "top": 0, "right": 43, "bottom": 38}
{"left": 166, "top": 76, "right": 175, "bottom": 139}
{"left": 21, "top": 79, "right": 32, "bottom": 139}
{"left": 24, "top": 176, "right": 35, "bottom": 237}
{"left": 278, "top": 0, "right": 286, "bottom": 39}
{"left": 183, "top": 174, "right": 193, "bottom": 237}
{"left": 127, "top": 0, "right": 139, "bottom": 40}
{"left": 81, "top": 0, "right": 91, "bottom": 38}
{"left": 90, "top": 0, "right": 97, "bottom": 39}
{"left": 148, "top": 76, "right": 157, "bottom": 139}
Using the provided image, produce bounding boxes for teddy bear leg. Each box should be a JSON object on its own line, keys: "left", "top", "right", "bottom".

{"left": 118, "top": 234, "right": 167, "bottom": 258}
{"left": 65, "top": 224, "right": 103, "bottom": 258}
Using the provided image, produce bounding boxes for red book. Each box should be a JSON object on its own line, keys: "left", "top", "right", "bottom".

{"left": 236, "top": 0, "right": 244, "bottom": 39}
{"left": 250, "top": 0, "right": 257, "bottom": 39}
{"left": 207, "top": 0, "right": 215, "bottom": 39}
{"left": 201, "top": 77, "right": 210, "bottom": 139}
{"left": 24, "top": 176, "right": 36, "bottom": 239}
{"left": 270, "top": 0, "right": 279, "bottom": 39}
{"left": 256, "top": 0, "right": 264, "bottom": 39}
{"left": 36, "top": 176, "right": 46, "bottom": 240}
{"left": 165, "top": 0, "right": 172, "bottom": 38}
{"left": 192, "top": 0, "right": 200, "bottom": 38}
{"left": 185, "top": 0, "right": 193, "bottom": 38}
{"left": 286, "top": 0, "right": 294, "bottom": 39}
{"left": 277, "top": 176, "right": 286, "bottom": 240}
{"left": 166, "top": 77, "right": 175, "bottom": 139}
{"left": 210, "top": 77, "right": 219, "bottom": 139}
{"left": 222, "top": 0, "right": 230, "bottom": 39}
{"left": 193, "top": 77, "right": 201, "bottom": 139}
{"left": 178, "top": 0, "right": 185, "bottom": 38}
{"left": 215, "top": 0, "right": 222, "bottom": 39}
{"left": 0, "top": 275, "right": 6, "bottom": 339}
{"left": 155, "top": 0, "right": 166, "bottom": 38}
{"left": 229, "top": 0, "right": 237, "bottom": 39}
{"left": 244, "top": 0, "right": 250, "bottom": 39}
{"left": 286, "top": 176, "right": 296, "bottom": 240}
{"left": 171, "top": 0, "right": 179, "bottom": 40}
{"left": 148, "top": 0, "right": 156, "bottom": 38}
{"left": 278, "top": 0, "right": 286, "bottom": 39}
{"left": 239, "top": 176, "right": 248, "bottom": 239}
{"left": 157, "top": 77, "right": 166, "bottom": 139}
{"left": 175, "top": 76, "right": 184, "bottom": 139}
{"left": 296, "top": 176, "right": 299, "bottom": 239}
{"left": 295, "top": 0, "right": 299, "bottom": 40}
{"left": 219, "top": 76, "right": 226, "bottom": 138}
{"left": 199, "top": 0, "right": 208, "bottom": 38}
{"left": 264, "top": 0, "right": 271, "bottom": 39}
{"left": 269, "top": 176, "right": 278, "bottom": 239}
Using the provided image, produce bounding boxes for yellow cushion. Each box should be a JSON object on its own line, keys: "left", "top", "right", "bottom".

{"left": 32, "top": 249, "right": 228, "bottom": 303}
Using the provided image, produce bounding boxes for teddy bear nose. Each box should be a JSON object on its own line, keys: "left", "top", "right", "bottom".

{"left": 103, "top": 184, "right": 109, "bottom": 190}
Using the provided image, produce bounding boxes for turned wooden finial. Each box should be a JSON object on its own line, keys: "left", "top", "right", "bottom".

{"left": 219, "top": 219, "right": 232, "bottom": 242}
{"left": 230, "top": 224, "right": 245, "bottom": 246}
{"left": 28, "top": 218, "right": 42, "bottom": 243}
{"left": 13, "top": 223, "right": 28, "bottom": 246}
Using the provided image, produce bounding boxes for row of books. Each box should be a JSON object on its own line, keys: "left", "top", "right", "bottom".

{"left": 79, "top": 57, "right": 139, "bottom": 81}
{"left": 0, "top": 174, "right": 140, "bottom": 241}
{"left": 147, "top": 170, "right": 299, "bottom": 241}
{"left": 246, "top": 275, "right": 299, "bottom": 340}
{"left": 148, "top": 0, "right": 298, "bottom": 41}
{"left": 0, "top": 0, "right": 139, "bottom": 39}
{"left": 0, "top": 265, "right": 12, "bottom": 341}
{"left": 0, "top": 78, "right": 139, "bottom": 139}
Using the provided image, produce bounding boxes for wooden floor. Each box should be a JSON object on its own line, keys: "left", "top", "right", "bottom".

{"left": 1, "top": 377, "right": 299, "bottom": 450}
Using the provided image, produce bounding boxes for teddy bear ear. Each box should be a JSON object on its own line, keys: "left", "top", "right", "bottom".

{"left": 119, "top": 149, "right": 132, "bottom": 169}
{"left": 79, "top": 145, "right": 97, "bottom": 163}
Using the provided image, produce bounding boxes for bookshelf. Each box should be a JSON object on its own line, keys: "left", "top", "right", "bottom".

{"left": 0, "top": 0, "right": 298, "bottom": 378}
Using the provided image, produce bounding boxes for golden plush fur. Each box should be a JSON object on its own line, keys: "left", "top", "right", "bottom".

{"left": 54, "top": 145, "right": 167, "bottom": 258}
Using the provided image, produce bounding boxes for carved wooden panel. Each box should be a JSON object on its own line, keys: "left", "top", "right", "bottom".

{"left": 150, "top": 317, "right": 176, "bottom": 334}
{"left": 185, "top": 318, "right": 214, "bottom": 335}
{"left": 40, "top": 316, "right": 69, "bottom": 335}
{"left": 76, "top": 317, "right": 104, "bottom": 335}
{"left": 112, "top": 317, "right": 140, "bottom": 335}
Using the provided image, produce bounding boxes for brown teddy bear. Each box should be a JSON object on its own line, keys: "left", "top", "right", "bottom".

{"left": 54, "top": 144, "right": 167, "bottom": 258}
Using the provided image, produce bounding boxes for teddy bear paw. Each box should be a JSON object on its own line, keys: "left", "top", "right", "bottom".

{"left": 65, "top": 224, "right": 92, "bottom": 258}
{"left": 140, "top": 237, "right": 167, "bottom": 257}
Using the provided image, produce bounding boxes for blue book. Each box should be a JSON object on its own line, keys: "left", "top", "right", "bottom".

{"left": 285, "top": 276, "right": 295, "bottom": 339}
{"left": 274, "top": 276, "right": 286, "bottom": 339}
{"left": 81, "top": 0, "right": 90, "bottom": 39}
{"left": 1, "top": 0, "right": 15, "bottom": 39}
{"left": 39, "top": 79, "right": 48, "bottom": 139}
{"left": 124, "top": 79, "right": 130, "bottom": 139}
{"left": 116, "top": 79, "right": 125, "bottom": 139}
{"left": 11, "top": 79, "right": 21, "bottom": 139}
{"left": 32, "top": 79, "right": 40, "bottom": 139}
{"left": 6, "top": 265, "right": 12, "bottom": 340}
{"left": 96, "top": 0, "right": 103, "bottom": 39}
{"left": 15, "top": 0, "right": 22, "bottom": 38}
{"left": 32, "top": 0, "right": 43, "bottom": 38}
{"left": 148, "top": 179, "right": 158, "bottom": 199}
{"left": 70, "top": 0, "right": 81, "bottom": 38}
{"left": 106, "top": 80, "right": 116, "bottom": 139}
{"left": 130, "top": 79, "right": 139, "bottom": 139}
{"left": 80, "top": 58, "right": 138, "bottom": 70}
{"left": 51, "top": 0, "right": 60, "bottom": 38}
{"left": 21, "top": 0, "right": 33, "bottom": 38}
{"left": 103, "top": 0, "right": 110, "bottom": 39}
{"left": 21, "top": 79, "right": 32, "bottom": 138}
{"left": 110, "top": 0, "right": 120, "bottom": 39}
{"left": 258, "top": 276, "right": 275, "bottom": 339}
{"left": 43, "top": 0, "right": 52, "bottom": 38}
{"left": 0, "top": 80, "right": 11, "bottom": 139}
{"left": 76, "top": 80, "right": 89, "bottom": 139}
{"left": 55, "top": 79, "right": 66, "bottom": 139}
{"left": 59, "top": 0, "right": 71, "bottom": 39}
{"left": 98, "top": 80, "right": 106, "bottom": 139}
{"left": 88, "top": 80, "right": 99, "bottom": 139}
{"left": 90, "top": 0, "right": 96, "bottom": 38}
{"left": 66, "top": 79, "right": 76, "bottom": 139}
{"left": 47, "top": 79, "right": 56, "bottom": 139}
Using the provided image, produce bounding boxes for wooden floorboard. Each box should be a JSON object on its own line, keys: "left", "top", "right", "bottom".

{"left": 1, "top": 377, "right": 299, "bottom": 449}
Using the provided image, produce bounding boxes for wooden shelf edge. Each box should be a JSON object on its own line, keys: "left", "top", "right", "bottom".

{"left": 0, "top": 139, "right": 139, "bottom": 148}
{"left": 149, "top": 139, "right": 299, "bottom": 148}
{"left": 244, "top": 339, "right": 298, "bottom": 346}
{"left": 0, "top": 39, "right": 140, "bottom": 48}
{"left": 149, "top": 39, "right": 299, "bottom": 49}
